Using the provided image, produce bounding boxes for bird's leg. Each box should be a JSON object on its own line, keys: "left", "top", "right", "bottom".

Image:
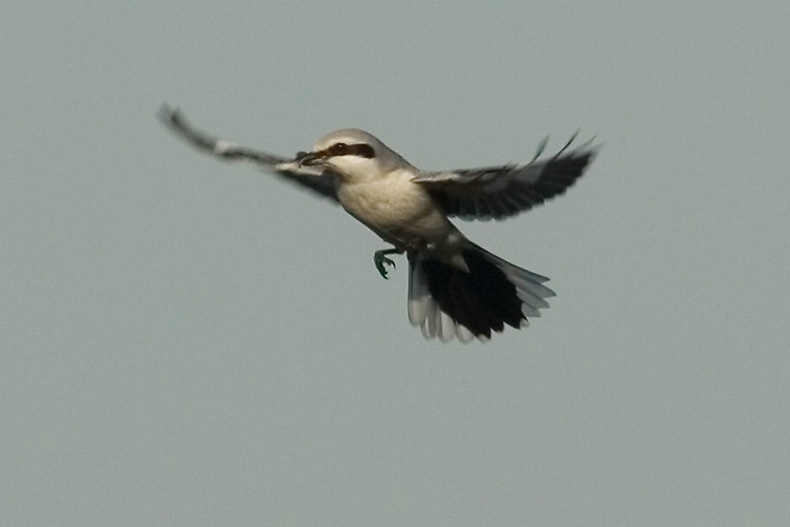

{"left": 374, "top": 248, "right": 403, "bottom": 279}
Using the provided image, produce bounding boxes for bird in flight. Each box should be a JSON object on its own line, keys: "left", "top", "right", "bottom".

{"left": 158, "top": 106, "right": 596, "bottom": 342}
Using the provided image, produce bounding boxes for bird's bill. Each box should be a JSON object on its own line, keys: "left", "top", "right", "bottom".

{"left": 296, "top": 150, "right": 324, "bottom": 167}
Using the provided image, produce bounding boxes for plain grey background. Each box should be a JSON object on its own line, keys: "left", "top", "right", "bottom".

{"left": 3, "top": 1, "right": 789, "bottom": 525}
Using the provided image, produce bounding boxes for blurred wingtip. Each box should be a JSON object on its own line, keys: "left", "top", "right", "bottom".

{"left": 157, "top": 103, "right": 183, "bottom": 128}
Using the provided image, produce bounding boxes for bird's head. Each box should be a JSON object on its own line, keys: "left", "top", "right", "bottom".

{"left": 297, "top": 129, "right": 410, "bottom": 182}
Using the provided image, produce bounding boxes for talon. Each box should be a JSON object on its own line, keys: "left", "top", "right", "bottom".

{"left": 375, "top": 255, "right": 395, "bottom": 279}
{"left": 374, "top": 249, "right": 399, "bottom": 279}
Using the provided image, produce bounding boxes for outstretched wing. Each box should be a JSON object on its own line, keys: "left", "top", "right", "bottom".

{"left": 158, "top": 105, "right": 339, "bottom": 202}
{"left": 412, "top": 135, "right": 597, "bottom": 220}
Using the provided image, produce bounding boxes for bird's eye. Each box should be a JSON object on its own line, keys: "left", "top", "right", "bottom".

{"left": 329, "top": 143, "right": 348, "bottom": 156}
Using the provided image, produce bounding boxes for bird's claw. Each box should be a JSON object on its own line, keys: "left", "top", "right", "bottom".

{"left": 374, "top": 251, "right": 397, "bottom": 279}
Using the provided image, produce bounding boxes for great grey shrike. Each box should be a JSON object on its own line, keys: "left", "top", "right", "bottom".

{"left": 158, "top": 106, "right": 596, "bottom": 342}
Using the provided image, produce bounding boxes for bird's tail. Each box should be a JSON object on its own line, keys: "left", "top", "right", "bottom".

{"left": 407, "top": 244, "right": 555, "bottom": 342}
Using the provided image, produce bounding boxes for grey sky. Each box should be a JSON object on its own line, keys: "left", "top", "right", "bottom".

{"left": 3, "top": 1, "right": 789, "bottom": 525}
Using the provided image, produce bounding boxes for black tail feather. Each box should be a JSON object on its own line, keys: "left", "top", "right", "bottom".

{"left": 412, "top": 249, "right": 527, "bottom": 339}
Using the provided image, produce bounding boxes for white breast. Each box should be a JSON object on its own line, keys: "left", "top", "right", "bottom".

{"left": 336, "top": 169, "right": 452, "bottom": 247}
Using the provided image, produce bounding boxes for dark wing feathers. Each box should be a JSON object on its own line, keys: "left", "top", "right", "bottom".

{"left": 413, "top": 137, "right": 597, "bottom": 221}
{"left": 158, "top": 105, "right": 339, "bottom": 202}
{"left": 160, "top": 107, "right": 594, "bottom": 215}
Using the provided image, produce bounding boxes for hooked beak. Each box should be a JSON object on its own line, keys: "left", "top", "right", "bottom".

{"left": 296, "top": 150, "right": 324, "bottom": 167}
